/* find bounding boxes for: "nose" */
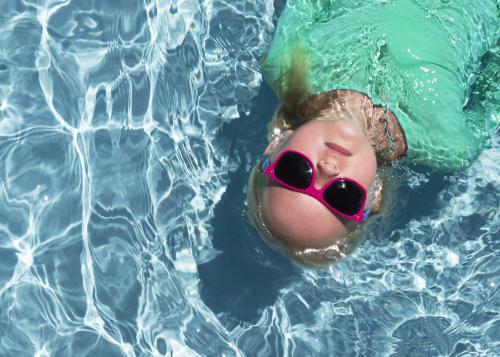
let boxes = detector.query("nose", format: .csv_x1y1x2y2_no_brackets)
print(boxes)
316,158,341,186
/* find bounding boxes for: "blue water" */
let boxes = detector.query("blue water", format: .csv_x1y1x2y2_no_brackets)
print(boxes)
0,0,498,356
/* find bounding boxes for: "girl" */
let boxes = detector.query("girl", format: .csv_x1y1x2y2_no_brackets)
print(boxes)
247,0,498,266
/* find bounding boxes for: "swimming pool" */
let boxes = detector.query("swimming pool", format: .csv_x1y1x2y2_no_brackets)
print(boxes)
0,0,498,356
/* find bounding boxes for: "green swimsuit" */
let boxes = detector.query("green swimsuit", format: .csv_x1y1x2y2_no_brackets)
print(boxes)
263,0,499,170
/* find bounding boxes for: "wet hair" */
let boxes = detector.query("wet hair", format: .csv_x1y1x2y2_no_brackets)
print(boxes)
246,43,395,267
247,163,396,267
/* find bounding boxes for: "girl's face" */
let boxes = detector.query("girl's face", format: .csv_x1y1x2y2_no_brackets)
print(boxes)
261,118,377,250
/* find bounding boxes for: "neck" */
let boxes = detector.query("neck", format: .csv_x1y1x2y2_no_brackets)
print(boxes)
297,89,407,164
365,103,407,164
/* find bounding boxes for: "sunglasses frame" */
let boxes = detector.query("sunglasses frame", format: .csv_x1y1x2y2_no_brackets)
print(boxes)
259,149,370,223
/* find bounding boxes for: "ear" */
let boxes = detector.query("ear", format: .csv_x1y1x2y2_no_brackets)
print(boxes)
367,179,384,214
264,130,293,155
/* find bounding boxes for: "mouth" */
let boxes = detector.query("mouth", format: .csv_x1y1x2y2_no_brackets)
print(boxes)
325,142,352,156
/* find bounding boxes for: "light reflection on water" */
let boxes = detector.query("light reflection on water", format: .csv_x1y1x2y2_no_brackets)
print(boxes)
0,0,498,356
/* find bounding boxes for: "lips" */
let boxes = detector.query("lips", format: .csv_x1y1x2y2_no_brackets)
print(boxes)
326,142,352,156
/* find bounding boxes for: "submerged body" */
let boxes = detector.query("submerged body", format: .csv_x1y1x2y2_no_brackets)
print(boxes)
248,0,499,265
263,0,499,170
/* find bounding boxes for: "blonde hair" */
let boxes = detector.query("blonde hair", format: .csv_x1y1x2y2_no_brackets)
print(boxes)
247,43,395,267
247,163,396,267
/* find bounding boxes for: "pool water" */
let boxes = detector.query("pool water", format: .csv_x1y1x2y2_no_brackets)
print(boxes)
0,0,498,356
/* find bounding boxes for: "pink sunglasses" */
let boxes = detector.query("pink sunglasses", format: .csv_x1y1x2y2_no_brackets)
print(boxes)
259,150,371,223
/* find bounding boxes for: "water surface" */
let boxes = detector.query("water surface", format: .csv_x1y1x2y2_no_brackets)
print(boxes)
0,1,498,356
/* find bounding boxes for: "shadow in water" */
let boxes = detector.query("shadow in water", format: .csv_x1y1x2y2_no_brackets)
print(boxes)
198,82,301,326
198,81,454,325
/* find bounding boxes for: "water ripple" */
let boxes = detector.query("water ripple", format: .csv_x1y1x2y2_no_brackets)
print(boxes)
0,0,498,356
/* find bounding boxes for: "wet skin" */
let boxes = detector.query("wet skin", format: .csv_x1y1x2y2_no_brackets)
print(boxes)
261,117,377,250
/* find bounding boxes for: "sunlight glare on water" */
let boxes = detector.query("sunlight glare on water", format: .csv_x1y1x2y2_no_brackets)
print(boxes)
0,0,498,356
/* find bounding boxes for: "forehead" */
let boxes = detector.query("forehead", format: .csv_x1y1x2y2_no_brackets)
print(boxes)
261,184,348,249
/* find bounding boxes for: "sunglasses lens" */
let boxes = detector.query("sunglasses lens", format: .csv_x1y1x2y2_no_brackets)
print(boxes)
323,179,364,216
274,152,312,189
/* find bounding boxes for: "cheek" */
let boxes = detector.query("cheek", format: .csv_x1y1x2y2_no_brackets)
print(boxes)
362,153,377,183
364,147,377,170
349,147,377,187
